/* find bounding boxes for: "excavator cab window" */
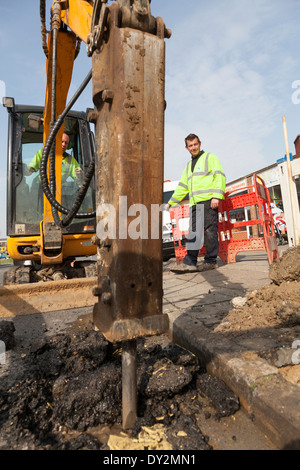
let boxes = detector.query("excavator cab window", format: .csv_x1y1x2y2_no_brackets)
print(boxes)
6,105,96,237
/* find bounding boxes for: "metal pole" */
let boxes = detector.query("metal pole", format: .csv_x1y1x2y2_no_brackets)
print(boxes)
122,339,137,429
282,116,299,245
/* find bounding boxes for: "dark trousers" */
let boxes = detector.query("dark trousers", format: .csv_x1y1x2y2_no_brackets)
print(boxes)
183,200,219,266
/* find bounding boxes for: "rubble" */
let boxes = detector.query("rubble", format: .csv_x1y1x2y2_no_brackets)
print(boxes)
0,327,239,450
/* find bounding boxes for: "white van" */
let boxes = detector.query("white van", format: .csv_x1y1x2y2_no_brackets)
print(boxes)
163,180,189,260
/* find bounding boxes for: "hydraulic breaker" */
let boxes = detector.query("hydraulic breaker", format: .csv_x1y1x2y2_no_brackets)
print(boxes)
90,0,170,428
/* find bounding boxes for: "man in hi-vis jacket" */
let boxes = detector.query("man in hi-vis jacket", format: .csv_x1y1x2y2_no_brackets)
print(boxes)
165,133,226,273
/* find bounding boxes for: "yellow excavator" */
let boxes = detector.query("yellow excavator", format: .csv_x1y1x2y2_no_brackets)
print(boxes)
1,0,170,428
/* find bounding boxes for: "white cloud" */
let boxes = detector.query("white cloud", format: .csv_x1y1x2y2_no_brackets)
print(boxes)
163,0,300,183
0,80,6,101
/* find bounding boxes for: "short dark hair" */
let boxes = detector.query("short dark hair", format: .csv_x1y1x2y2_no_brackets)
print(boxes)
185,133,200,146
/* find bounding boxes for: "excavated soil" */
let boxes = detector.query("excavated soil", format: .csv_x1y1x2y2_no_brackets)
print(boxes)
0,323,240,450
214,246,300,385
215,245,300,333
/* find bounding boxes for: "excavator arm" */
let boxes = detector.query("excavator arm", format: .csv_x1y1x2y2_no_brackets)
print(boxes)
3,0,171,429
40,0,92,265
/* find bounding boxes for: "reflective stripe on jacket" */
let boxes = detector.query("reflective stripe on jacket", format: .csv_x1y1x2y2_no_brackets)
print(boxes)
168,152,226,207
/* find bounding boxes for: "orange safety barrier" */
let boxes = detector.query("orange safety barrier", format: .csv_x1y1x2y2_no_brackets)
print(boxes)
169,174,279,265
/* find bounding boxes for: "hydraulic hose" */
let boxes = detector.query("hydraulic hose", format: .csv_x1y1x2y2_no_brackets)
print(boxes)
39,69,95,227
54,156,95,227
49,1,60,224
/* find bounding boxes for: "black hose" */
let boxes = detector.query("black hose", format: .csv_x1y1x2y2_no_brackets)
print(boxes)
55,157,95,227
39,69,95,226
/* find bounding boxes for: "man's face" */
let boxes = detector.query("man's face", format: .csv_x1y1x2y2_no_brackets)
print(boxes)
186,138,201,157
62,134,69,153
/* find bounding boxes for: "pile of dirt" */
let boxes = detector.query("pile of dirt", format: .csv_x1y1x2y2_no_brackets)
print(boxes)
215,281,300,333
214,246,300,386
214,246,300,334
0,327,239,450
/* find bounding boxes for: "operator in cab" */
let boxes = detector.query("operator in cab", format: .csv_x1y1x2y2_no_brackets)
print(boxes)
28,132,83,182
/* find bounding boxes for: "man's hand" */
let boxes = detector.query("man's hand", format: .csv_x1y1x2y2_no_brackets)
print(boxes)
164,203,170,211
75,168,83,180
26,166,36,175
210,198,220,210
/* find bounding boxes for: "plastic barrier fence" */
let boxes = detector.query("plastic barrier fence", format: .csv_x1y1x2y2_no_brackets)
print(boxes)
169,174,279,265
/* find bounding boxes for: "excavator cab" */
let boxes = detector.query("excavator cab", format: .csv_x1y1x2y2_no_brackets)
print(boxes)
3,98,96,269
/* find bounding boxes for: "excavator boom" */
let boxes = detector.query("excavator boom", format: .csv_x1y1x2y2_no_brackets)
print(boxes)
2,0,171,429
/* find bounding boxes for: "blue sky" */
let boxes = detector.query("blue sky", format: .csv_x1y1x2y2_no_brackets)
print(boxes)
1,0,300,237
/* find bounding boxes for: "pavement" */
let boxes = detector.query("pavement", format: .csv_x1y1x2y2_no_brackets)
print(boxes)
163,247,300,450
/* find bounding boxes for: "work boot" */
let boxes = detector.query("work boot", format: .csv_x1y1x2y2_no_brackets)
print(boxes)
170,263,199,274
197,263,217,272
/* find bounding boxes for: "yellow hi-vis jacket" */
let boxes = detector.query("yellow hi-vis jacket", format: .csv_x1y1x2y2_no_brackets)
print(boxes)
168,152,226,207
